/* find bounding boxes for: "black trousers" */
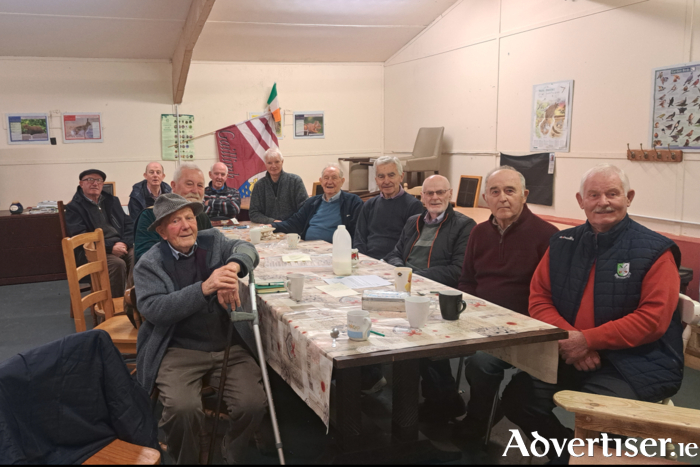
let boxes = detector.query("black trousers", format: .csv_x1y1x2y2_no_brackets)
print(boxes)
502,359,637,446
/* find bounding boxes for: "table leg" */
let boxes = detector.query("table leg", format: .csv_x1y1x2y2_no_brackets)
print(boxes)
391,359,419,442
335,366,362,452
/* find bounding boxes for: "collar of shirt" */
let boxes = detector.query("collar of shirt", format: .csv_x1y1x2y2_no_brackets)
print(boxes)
324,191,342,203
82,191,102,206
492,217,510,236
147,186,161,198
167,240,198,260
380,186,405,200
211,183,227,193
424,210,446,225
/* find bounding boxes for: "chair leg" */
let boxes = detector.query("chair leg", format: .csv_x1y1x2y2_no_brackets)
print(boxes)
483,390,500,449
455,357,465,395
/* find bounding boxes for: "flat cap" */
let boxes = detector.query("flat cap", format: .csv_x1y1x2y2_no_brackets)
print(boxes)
148,193,204,231
79,169,106,181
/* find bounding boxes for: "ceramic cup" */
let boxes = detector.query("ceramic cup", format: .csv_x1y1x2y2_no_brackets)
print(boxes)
285,273,304,302
287,233,300,249
347,310,372,341
439,290,467,321
250,228,262,244
405,296,431,328
394,267,412,293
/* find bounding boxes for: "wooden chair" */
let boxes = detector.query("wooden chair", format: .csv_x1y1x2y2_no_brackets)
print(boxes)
57,200,92,319
62,228,138,354
554,390,700,464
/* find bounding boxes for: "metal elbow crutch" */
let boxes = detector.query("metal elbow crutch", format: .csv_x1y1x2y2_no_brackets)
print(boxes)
208,271,285,465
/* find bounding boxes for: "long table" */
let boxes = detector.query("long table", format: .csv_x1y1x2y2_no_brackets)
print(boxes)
219,223,567,453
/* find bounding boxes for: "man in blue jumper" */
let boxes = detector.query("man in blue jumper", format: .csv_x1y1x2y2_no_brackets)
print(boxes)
272,164,363,242
354,156,424,260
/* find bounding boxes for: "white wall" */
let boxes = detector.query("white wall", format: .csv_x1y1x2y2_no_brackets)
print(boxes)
384,0,700,238
0,58,383,208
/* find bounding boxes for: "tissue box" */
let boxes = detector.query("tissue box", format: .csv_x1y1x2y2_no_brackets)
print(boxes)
362,290,410,312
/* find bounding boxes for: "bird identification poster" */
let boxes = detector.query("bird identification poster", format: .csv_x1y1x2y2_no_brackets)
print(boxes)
530,80,574,152
161,114,195,161
62,113,103,143
651,62,700,150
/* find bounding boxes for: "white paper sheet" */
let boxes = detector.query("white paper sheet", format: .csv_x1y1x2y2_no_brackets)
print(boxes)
315,283,359,297
282,254,312,263
323,275,392,288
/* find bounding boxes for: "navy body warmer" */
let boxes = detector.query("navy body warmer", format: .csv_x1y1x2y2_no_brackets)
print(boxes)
548,215,684,402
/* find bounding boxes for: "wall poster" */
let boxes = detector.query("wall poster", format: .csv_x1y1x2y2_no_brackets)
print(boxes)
161,114,195,161
530,80,574,153
651,62,700,150
6,113,50,145
293,111,324,139
62,113,103,143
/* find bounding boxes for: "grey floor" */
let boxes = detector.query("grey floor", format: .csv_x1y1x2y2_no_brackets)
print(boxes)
1,279,699,464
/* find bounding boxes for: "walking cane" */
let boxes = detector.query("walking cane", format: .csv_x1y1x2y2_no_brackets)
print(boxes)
208,270,286,465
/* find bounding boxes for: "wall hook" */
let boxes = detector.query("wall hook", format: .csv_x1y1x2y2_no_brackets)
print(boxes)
640,143,648,159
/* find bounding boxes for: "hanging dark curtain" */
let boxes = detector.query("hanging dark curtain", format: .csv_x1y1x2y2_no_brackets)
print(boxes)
499,152,554,206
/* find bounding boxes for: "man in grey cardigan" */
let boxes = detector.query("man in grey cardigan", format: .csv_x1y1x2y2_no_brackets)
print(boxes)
249,148,308,223
134,193,265,464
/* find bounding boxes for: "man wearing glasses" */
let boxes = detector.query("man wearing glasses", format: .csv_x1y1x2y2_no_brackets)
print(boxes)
65,169,134,298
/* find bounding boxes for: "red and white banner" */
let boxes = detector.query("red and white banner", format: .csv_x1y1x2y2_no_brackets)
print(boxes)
215,113,279,197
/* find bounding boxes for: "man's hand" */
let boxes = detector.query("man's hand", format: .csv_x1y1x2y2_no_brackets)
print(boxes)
201,263,241,297
112,242,128,257
217,288,241,310
572,350,601,372
558,330,591,364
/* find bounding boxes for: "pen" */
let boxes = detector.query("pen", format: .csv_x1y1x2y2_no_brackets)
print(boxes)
370,330,385,337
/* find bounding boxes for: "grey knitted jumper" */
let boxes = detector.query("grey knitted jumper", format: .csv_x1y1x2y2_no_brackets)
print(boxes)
249,171,308,224
134,229,259,393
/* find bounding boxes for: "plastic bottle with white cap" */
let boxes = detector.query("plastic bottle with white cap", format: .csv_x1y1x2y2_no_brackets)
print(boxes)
332,225,352,276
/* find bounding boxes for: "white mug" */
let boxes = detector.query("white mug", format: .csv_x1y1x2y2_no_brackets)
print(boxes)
394,267,412,293
285,273,304,302
347,310,372,341
287,233,300,249
405,296,431,328
250,228,262,245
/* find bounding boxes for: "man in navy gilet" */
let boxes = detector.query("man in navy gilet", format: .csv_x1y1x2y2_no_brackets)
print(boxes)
502,164,684,461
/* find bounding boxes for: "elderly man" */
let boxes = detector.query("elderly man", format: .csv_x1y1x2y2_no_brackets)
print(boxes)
353,156,423,260
502,164,683,461
451,166,558,436
272,163,363,242
65,168,134,298
204,162,241,220
134,162,212,263
249,148,308,224
385,175,475,288
128,162,171,222
134,193,265,464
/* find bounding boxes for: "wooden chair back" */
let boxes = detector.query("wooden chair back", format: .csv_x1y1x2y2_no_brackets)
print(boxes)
62,228,116,332
124,287,143,329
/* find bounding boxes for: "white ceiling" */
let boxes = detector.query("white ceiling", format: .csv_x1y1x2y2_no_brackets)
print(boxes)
0,0,458,62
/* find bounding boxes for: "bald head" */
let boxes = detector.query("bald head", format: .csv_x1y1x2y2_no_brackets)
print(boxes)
144,162,166,190
209,162,229,190
422,175,452,219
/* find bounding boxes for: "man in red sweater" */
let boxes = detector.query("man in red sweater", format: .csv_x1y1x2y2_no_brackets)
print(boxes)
453,166,558,438
502,164,683,461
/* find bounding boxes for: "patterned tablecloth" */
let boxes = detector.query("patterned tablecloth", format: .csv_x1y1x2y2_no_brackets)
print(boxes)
218,223,557,428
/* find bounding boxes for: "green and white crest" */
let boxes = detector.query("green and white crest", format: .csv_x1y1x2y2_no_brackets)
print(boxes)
616,262,630,278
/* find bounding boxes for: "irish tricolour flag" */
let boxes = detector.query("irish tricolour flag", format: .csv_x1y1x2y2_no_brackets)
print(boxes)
267,83,281,122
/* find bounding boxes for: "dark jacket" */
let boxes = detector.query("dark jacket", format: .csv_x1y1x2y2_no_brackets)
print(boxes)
0,330,158,464
549,216,684,402
128,180,171,222
65,187,134,254
384,204,476,288
272,191,363,242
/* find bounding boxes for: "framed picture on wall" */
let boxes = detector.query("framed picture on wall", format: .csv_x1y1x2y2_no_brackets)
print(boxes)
530,80,574,153
248,111,284,139
650,61,700,150
62,113,103,143
456,176,482,208
5,113,50,145
294,111,324,139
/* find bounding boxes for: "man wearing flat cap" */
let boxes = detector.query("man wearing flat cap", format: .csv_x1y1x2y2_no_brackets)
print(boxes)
134,193,265,464
65,169,134,298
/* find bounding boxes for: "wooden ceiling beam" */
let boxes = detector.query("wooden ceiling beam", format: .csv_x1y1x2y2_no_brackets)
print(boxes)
172,0,215,104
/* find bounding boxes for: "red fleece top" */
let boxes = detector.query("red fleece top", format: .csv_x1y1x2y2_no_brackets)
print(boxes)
458,205,559,315
529,249,679,350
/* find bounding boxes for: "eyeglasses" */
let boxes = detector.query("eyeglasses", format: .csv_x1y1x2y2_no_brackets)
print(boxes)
422,189,448,197
81,178,104,184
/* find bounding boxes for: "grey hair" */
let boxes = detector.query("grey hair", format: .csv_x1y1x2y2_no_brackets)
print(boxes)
579,164,631,197
373,156,404,177
209,162,228,173
485,166,527,195
145,161,164,173
173,162,203,182
264,148,284,162
321,163,344,178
